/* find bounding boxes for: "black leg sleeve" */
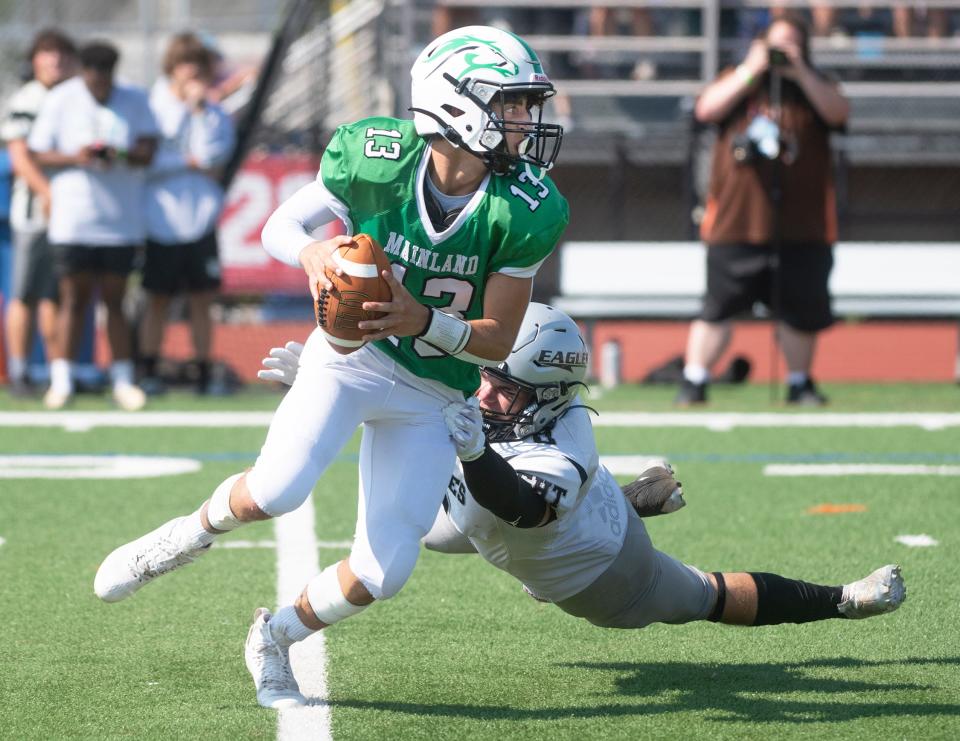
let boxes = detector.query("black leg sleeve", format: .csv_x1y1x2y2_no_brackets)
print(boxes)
460,445,551,528
750,572,844,625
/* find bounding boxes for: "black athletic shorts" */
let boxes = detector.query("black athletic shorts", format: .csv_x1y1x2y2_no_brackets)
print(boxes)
701,242,834,332
141,231,222,295
53,243,138,277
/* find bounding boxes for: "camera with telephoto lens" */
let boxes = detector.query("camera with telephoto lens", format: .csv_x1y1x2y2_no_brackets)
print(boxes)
731,114,781,163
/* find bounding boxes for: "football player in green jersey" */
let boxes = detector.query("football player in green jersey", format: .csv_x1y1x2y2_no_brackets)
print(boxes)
94,25,569,708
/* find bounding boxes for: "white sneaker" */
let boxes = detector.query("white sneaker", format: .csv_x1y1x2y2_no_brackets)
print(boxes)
94,516,211,602
838,564,906,619
43,387,72,410
245,608,306,709
113,383,146,411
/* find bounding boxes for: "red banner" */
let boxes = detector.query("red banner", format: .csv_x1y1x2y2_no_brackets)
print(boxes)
218,153,343,293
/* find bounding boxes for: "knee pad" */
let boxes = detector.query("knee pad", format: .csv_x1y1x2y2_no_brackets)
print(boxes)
306,564,369,626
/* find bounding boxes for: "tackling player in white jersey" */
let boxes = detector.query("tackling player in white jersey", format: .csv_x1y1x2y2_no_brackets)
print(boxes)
264,303,907,630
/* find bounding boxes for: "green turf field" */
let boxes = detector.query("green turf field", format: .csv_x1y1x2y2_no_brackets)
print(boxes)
1,383,958,740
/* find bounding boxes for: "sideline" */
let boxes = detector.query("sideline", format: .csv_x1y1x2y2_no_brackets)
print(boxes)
764,463,960,476
2,410,960,431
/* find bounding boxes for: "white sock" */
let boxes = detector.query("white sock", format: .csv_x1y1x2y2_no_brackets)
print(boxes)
8,357,26,380
787,371,809,387
110,359,135,388
50,359,73,394
179,507,217,548
683,364,709,385
206,473,245,531
269,605,316,646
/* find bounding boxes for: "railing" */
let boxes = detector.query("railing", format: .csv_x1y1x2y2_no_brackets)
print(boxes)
434,0,960,99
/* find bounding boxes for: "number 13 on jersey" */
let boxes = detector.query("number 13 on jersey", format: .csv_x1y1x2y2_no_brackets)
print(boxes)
364,127,402,160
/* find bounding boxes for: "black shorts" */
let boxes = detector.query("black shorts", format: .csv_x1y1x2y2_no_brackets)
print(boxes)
701,242,834,332
141,232,222,295
54,243,138,277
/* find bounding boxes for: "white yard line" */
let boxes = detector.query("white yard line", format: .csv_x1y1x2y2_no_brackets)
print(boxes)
764,463,960,476
0,454,200,478
2,411,960,431
895,534,939,547
593,412,960,431
216,539,352,550
274,494,333,741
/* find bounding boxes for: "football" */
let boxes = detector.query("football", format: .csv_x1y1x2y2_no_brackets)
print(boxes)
315,233,393,354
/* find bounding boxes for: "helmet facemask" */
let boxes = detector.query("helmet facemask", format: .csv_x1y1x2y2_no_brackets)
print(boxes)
444,78,563,175
478,366,585,443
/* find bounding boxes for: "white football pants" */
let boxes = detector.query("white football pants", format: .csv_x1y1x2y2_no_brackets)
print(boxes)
246,328,461,599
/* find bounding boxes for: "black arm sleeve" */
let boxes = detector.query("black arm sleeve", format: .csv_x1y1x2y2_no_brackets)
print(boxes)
459,445,551,528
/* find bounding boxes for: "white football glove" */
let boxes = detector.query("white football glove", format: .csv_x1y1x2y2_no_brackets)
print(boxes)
257,341,304,386
442,396,485,462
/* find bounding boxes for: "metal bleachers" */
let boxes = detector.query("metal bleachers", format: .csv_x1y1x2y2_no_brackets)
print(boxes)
429,0,960,167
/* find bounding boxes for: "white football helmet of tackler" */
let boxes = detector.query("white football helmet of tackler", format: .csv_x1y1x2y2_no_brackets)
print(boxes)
410,25,564,174
481,303,589,442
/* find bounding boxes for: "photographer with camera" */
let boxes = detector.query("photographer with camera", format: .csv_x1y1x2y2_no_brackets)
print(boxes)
676,14,848,407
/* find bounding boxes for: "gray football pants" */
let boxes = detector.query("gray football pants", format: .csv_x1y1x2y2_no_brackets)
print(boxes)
423,505,718,628
555,506,717,629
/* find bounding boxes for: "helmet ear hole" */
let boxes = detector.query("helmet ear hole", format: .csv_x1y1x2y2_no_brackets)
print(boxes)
441,104,465,118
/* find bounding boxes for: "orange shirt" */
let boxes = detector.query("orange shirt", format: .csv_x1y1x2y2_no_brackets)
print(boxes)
699,71,839,246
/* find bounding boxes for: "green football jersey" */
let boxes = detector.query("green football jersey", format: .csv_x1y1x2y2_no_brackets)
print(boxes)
320,116,569,395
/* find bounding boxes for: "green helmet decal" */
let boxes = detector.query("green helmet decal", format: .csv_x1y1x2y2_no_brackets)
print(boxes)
505,30,545,73
426,34,522,80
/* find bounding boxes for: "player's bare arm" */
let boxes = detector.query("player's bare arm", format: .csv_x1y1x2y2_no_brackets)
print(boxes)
465,272,532,361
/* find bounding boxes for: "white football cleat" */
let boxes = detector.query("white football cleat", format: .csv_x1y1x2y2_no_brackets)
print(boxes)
94,516,211,602
838,564,906,619
245,608,306,709
112,383,147,411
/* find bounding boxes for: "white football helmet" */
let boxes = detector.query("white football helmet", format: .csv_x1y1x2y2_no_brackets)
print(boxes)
480,303,589,442
410,25,563,175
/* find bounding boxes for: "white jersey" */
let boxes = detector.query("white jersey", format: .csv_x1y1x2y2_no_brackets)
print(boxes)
28,77,159,245
444,401,629,602
146,79,235,244
1,79,50,233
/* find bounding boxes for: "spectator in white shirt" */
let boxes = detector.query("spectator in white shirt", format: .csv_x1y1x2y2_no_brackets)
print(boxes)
29,41,159,411
140,33,235,395
1,29,76,398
